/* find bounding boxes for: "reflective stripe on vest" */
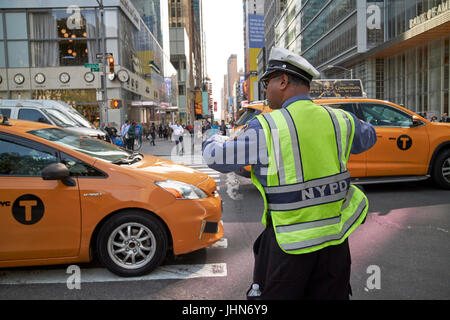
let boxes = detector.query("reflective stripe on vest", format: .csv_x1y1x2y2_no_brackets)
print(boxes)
323,106,353,173
261,113,286,185
280,197,367,251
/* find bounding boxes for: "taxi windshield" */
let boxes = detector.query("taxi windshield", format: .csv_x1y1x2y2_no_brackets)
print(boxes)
28,128,132,162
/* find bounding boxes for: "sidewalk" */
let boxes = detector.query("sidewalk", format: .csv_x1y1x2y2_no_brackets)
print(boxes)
139,136,205,165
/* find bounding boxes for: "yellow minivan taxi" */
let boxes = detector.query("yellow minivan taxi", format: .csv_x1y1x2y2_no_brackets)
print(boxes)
0,116,223,277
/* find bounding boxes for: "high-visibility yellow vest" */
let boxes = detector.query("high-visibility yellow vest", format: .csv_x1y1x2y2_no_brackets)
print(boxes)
251,99,368,254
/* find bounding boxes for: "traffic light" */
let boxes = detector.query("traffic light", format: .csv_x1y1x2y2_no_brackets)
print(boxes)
108,56,115,74
110,99,121,109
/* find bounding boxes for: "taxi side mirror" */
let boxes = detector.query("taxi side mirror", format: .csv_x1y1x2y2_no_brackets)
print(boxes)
41,163,76,187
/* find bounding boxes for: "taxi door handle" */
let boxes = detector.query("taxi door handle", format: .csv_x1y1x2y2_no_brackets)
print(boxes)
388,137,396,140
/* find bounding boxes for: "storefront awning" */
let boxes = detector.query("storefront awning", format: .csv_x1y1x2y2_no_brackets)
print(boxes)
131,101,160,107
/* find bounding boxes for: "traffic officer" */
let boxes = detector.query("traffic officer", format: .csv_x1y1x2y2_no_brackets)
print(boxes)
203,47,377,299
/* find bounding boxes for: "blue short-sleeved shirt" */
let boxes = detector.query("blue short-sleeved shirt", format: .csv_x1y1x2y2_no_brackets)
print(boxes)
203,95,377,186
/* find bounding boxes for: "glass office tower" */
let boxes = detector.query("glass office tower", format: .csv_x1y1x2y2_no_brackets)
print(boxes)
275,0,449,118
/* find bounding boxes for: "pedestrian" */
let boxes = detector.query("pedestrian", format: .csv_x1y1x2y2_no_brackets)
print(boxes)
220,120,227,136
202,47,377,300
158,124,163,138
150,122,156,146
126,121,136,151
120,120,130,146
169,121,184,155
440,113,450,123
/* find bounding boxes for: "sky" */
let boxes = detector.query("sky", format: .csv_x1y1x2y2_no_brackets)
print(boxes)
202,0,244,119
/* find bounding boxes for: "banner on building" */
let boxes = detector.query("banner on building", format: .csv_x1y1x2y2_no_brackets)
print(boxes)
248,14,265,48
195,90,202,115
202,91,208,116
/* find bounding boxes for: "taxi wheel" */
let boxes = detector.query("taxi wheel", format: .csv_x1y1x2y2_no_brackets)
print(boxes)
432,150,450,189
96,211,168,277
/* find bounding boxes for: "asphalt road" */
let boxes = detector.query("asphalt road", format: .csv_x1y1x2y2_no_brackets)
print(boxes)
0,165,449,301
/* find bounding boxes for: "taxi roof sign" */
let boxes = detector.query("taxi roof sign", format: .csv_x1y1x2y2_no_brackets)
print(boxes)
310,79,364,99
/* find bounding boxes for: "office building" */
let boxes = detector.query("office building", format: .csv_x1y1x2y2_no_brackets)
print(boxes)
274,0,450,117
0,0,178,127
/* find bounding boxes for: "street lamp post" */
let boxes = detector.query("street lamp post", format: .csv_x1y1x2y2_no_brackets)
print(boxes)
327,65,353,79
96,0,108,127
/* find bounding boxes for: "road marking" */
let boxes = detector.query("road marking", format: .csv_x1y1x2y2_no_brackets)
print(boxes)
0,263,227,285
208,238,227,249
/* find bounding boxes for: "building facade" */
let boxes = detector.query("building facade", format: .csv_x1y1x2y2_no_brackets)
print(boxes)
274,0,450,118
0,0,178,127
168,0,206,124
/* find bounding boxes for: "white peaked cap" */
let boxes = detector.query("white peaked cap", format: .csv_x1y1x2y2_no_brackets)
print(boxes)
260,47,320,83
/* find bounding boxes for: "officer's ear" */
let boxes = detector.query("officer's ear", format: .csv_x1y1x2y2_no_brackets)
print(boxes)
279,73,290,90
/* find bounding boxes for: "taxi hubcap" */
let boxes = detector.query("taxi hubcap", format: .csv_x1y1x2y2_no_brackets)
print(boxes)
107,223,156,270
443,156,450,183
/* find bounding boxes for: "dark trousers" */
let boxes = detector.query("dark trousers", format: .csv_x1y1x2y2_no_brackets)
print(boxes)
250,220,352,300
126,138,134,151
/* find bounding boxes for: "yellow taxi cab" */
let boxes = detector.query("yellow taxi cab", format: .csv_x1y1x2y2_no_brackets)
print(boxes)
0,115,223,277
234,80,450,189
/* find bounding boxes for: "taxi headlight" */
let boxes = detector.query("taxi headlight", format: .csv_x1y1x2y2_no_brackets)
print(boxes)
155,180,208,200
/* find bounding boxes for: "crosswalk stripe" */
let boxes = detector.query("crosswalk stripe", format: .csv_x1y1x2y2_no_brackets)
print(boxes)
0,238,229,285
0,263,227,285
208,238,227,249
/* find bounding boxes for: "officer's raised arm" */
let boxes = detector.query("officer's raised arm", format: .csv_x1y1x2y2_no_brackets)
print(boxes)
202,118,267,173
349,113,377,154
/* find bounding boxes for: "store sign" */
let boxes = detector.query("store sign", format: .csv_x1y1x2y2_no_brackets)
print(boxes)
409,0,449,29
309,79,364,99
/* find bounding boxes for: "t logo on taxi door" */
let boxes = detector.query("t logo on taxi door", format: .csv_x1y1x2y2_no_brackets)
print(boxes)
397,135,413,151
12,194,45,225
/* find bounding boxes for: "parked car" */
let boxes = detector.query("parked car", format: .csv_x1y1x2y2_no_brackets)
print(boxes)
0,100,106,140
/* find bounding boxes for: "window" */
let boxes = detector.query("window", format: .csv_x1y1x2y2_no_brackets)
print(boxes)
18,109,51,124
60,153,105,177
360,103,413,127
178,84,185,95
5,12,29,68
29,9,96,67
327,103,357,116
8,41,29,67
0,108,11,118
0,138,57,176
29,128,131,163
5,12,27,39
